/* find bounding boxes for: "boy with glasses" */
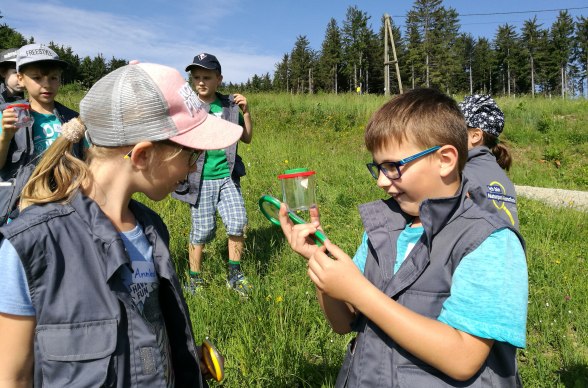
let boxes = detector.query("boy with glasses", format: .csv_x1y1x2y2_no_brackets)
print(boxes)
279,88,528,386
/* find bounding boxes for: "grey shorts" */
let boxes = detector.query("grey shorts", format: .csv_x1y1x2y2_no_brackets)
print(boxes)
189,177,247,244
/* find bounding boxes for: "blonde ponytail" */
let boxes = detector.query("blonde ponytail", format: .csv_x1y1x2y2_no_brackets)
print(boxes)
20,120,90,209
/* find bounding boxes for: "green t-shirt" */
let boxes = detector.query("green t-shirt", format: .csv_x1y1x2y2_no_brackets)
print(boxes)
202,97,244,180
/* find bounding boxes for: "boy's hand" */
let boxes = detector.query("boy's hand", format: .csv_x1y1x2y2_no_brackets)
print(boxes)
233,93,249,114
308,240,367,305
1,108,20,142
278,203,323,260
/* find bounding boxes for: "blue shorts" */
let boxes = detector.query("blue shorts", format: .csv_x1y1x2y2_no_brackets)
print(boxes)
190,177,247,244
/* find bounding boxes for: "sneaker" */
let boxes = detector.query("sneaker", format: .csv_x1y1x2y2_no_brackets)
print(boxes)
226,271,252,296
184,276,205,295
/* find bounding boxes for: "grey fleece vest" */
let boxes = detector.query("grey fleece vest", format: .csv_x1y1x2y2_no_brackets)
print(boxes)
172,93,244,205
463,146,519,230
336,182,525,387
0,102,81,224
0,193,206,388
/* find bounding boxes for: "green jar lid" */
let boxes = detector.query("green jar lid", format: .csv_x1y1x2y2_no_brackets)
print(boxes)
278,168,316,180
284,168,308,174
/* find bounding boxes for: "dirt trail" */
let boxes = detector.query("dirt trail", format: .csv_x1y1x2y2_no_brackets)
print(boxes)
515,185,588,212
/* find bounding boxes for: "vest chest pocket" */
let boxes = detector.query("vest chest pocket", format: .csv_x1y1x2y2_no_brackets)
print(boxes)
36,319,118,387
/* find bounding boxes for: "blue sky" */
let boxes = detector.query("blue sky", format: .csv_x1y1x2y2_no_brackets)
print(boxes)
3,1,587,83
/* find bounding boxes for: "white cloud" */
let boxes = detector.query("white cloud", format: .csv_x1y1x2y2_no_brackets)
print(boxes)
4,1,278,83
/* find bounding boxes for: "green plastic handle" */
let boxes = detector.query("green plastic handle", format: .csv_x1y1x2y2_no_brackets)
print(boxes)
258,195,327,245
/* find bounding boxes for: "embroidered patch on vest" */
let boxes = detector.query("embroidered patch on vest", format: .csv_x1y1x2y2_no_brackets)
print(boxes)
140,347,156,374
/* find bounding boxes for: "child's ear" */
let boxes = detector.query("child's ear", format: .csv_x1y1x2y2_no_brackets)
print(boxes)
468,128,484,147
128,141,155,170
16,72,24,87
437,145,459,178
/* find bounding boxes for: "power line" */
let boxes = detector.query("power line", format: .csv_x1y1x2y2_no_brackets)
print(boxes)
393,6,588,19
459,6,588,17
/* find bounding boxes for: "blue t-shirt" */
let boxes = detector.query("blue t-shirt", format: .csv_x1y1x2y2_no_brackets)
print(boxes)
0,223,175,386
352,226,528,348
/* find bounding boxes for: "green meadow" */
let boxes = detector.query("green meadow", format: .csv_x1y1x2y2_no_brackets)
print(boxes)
61,90,588,387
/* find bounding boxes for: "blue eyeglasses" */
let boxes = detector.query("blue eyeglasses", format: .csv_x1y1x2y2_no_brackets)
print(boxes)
366,146,441,180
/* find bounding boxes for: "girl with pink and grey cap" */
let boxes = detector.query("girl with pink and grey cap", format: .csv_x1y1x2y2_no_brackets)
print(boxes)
0,61,241,387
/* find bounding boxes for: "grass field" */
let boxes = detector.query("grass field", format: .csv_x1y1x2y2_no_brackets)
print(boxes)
64,90,588,387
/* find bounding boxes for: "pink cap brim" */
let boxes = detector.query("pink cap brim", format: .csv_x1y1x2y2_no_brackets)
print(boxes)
168,112,242,150
133,62,243,151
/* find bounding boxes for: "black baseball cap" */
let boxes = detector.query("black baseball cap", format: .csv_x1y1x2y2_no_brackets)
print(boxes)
185,53,221,73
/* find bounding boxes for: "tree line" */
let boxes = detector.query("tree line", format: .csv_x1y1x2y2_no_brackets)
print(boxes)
2,1,587,97
241,1,588,98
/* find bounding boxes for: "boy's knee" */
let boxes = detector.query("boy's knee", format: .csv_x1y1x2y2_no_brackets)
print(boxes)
226,215,247,236
190,225,216,245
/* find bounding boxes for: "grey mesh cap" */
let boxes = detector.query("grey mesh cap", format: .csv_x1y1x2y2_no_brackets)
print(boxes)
16,43,68,72
458,94,505,137
79,61,242,150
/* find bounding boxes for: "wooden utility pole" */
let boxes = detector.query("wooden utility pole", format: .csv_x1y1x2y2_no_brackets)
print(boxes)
384,13,403,95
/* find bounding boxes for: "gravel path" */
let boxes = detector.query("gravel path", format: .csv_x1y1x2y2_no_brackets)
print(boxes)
515,185,588,212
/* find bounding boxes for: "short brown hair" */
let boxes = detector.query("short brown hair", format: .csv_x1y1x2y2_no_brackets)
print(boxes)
365,88,468,172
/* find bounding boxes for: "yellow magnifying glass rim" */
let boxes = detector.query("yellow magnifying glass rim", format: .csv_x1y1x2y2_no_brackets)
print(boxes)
202,339,224,382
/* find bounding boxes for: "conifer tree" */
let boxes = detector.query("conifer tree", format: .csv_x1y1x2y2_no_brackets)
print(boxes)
289,35,314,94
494,24,520,96
575,16,588,96
550,10,576,97
273,54,290,92
317,18,342,93
341,6,372,92
521,17,543,96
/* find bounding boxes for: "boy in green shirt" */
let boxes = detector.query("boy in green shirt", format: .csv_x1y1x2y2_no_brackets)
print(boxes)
173,53,253,296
